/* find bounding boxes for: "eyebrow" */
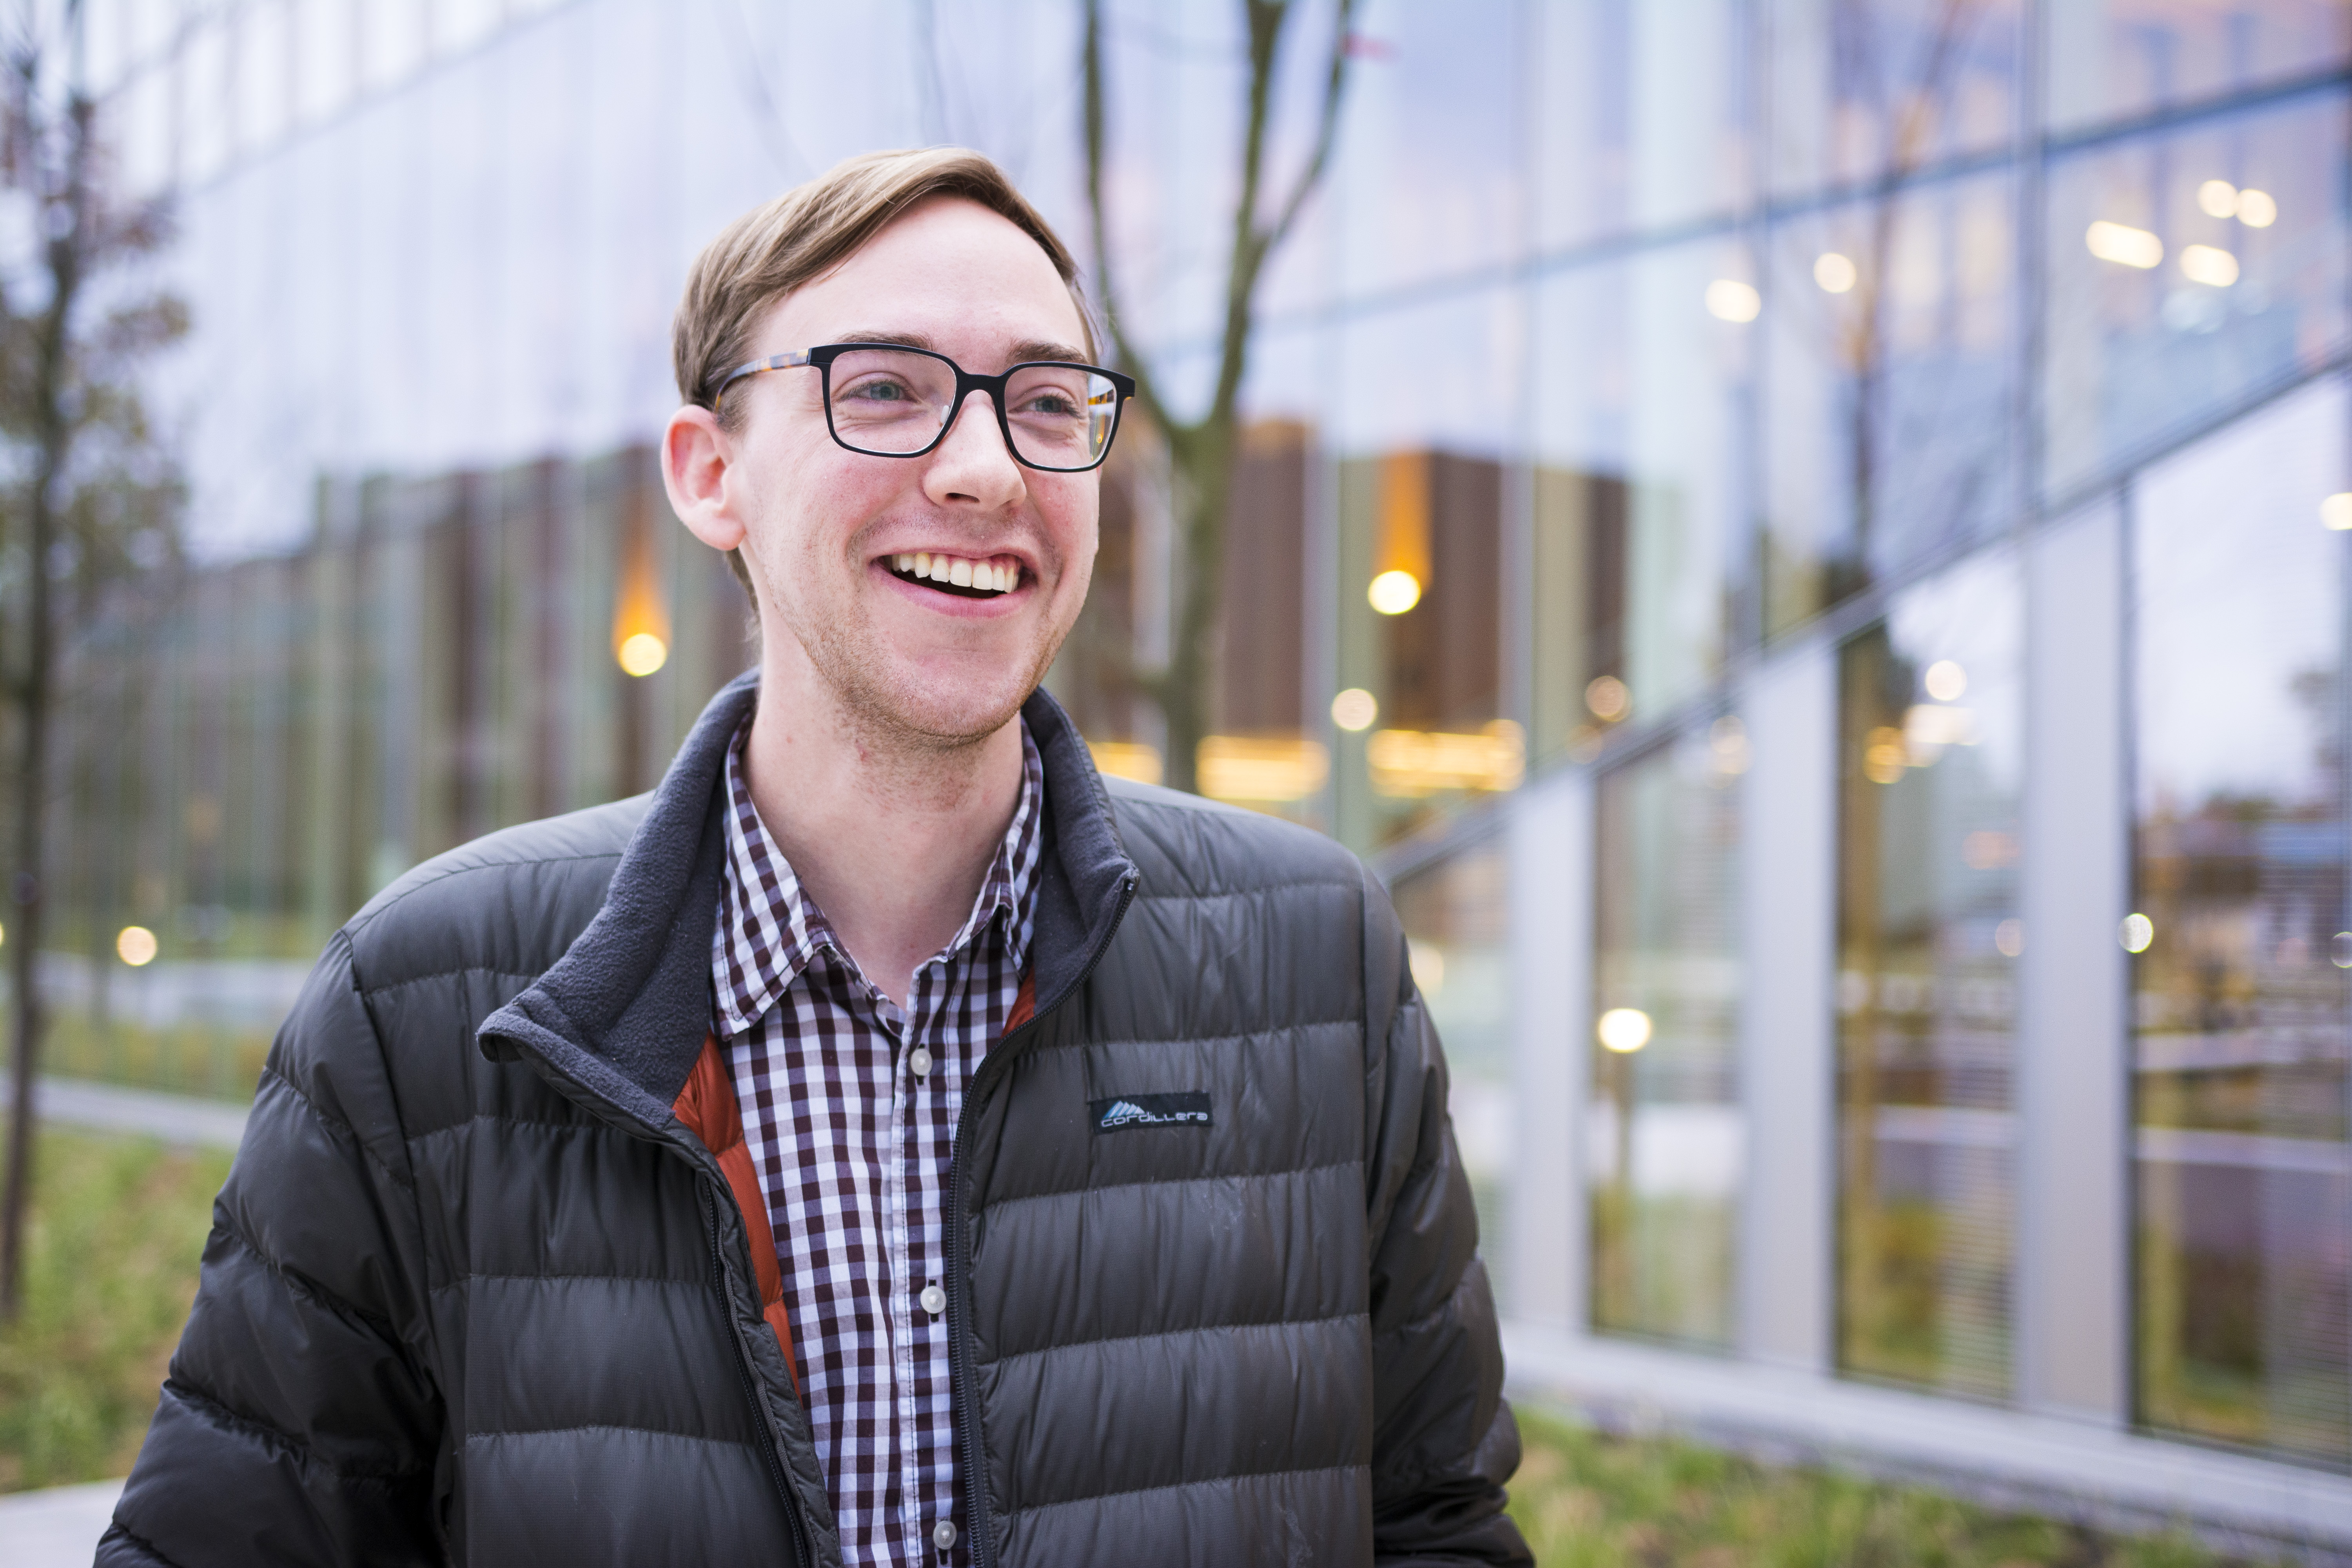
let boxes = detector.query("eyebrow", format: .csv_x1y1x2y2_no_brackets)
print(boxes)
831,330,1093,366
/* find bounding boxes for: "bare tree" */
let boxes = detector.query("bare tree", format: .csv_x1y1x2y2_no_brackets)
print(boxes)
0,7,187,1321
1082,0,1356,794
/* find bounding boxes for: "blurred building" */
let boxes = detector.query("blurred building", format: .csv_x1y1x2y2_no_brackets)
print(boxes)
39,0,2352,1548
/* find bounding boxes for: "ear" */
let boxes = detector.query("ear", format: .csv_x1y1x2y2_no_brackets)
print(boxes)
662,404,747,554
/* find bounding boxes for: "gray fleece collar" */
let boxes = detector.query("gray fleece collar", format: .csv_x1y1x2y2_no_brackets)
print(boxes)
476,670,1135,1131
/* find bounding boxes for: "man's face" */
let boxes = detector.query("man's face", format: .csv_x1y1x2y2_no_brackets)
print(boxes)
720,197,1099,746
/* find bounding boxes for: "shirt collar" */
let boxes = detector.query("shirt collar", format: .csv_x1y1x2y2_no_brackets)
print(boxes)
712,714,1046,1038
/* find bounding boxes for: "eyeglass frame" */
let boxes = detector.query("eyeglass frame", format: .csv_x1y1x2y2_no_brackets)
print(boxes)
711,343,1138,474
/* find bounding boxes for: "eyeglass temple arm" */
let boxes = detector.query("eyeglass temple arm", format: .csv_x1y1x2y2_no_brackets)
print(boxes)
712,348,815,410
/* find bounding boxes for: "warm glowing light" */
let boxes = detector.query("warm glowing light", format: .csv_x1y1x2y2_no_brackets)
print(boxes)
1087,740,1163,786
1197,735,1329,803
2120,912,2155,953
1408,939,1447,997
1368,570,1422,615
2179,244,2239,287
1585,674,1630,722
2197,179,2239,218
1330,687,1379,732
1709,715,1749,776
617,632,668,677
2320,494,2352,530
1923,659,1967,702
115,925,158,967
1813,252,1857,293
2236,188,2278,228
2086,220,2163,269
1864,725,1909,784
1994,918,2025,959
1705,279,1761,323
1597,1007,1653,1054
1368,722,1525,797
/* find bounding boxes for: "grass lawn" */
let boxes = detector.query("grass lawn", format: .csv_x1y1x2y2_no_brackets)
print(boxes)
0,1123,2285,1565
1507,1408,2255,1567
0,1123,230,1492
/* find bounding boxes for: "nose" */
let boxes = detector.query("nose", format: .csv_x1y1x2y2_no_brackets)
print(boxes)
923,388,1026,512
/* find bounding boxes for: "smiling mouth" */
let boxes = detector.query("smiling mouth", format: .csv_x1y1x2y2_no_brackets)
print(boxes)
888,551,1023,599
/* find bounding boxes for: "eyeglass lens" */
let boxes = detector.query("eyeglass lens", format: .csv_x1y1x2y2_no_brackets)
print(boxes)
827,349,1120,470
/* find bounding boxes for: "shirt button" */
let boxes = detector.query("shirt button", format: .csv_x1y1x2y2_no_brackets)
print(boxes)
910,1046,933,1078
933,1520,957,1550
919,1284,947,1316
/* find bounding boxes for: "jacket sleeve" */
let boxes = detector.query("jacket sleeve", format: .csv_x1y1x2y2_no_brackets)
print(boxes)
98,931,444,1568
1361,872,1533,1568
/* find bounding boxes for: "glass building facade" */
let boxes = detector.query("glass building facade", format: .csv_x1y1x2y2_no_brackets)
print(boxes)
36,0,2352,1542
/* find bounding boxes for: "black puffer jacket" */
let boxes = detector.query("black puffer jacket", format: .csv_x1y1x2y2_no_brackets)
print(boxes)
99,675,1529,1567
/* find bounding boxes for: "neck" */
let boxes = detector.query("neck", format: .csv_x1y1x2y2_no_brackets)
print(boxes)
739,633,1025,1009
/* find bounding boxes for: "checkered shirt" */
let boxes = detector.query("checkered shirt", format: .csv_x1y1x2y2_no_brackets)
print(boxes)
712,716,1042,1567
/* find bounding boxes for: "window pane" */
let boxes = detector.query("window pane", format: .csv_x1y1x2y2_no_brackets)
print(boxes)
1837,552,2023,1399
2133,375,2351,1467
1333,294,1521,851
1768,0,2024,200
1333,0,1526,299
1532,0,1751,249
1532,240,1752,756
1764,170,2017,634
1591,726,1742,1348
1393,841,1512,1297
2043,89,2351,501
2047,0,2352,134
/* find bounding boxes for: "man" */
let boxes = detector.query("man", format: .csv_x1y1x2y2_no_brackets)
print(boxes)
100,149,1528,1567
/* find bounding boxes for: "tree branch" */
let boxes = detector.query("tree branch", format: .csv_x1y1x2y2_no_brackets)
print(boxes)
1081,0,1175,430
1261,0,1357,254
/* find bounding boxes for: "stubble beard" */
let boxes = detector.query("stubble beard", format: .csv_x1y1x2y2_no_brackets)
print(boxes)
758,537,1073,764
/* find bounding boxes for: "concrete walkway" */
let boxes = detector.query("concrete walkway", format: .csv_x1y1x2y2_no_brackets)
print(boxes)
2,1075,247,1151
0,1478,123,1566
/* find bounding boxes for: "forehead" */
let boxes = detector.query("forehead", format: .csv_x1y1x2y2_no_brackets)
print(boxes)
766,195,1087,359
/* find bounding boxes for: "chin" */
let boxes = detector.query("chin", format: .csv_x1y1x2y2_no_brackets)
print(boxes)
853,661,1040,747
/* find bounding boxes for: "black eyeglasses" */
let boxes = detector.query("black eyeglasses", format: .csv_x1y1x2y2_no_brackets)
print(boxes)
713,343,1136,473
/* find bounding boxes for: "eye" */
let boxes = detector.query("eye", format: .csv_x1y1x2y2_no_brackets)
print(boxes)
840,375,917,405
1018,389,1082,418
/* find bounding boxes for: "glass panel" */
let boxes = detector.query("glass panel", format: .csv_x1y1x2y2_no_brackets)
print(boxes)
1392,841,1513,1297
1764,169,2017,635
1332,0,1527,299
2043,89,2351,501
1531,0,1751,250
1836,552,2022,1400
1333,292,1522,851
1768,0,2024,200
1590,724,1743,1348
2133,375,2351,1467
1532,240,1751,757
2047,0,2352,134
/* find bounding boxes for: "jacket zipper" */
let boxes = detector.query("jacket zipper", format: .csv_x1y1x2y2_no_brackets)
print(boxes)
702,1176,815,1568
946,870,1138,1568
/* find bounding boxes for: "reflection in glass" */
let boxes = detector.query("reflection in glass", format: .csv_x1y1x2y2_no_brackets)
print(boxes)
2133,376,2351,1466
1591,727,1742,1348
2044,89,2350,501
1765,173,2016,633
2046,0,2351,134
1837,554,2022,1399
1532,241,1750,760
1393,841,1512,1296
1767,0,2023,200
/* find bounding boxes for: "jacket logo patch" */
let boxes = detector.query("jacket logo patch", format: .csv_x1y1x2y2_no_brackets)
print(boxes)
1089,1092,1212,1134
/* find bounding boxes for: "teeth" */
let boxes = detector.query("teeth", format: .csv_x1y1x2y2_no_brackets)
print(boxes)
892,553,1018,593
